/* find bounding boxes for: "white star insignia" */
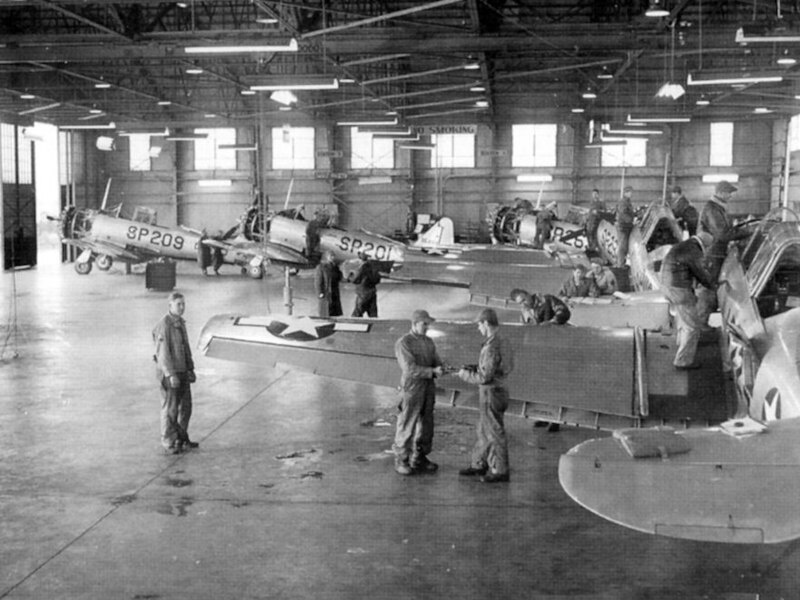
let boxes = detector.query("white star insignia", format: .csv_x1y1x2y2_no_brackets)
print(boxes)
279,316,329,339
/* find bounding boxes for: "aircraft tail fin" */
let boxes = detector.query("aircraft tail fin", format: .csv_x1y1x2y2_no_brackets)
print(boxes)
414,217,455,248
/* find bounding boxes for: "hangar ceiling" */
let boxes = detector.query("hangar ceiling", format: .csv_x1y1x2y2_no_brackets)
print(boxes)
1,0,800,131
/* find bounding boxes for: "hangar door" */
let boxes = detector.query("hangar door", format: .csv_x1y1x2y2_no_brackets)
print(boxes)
2,124,36,270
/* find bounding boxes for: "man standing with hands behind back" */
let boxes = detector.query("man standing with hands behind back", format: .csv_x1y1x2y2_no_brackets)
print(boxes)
458,308,515,483
153,292,198,454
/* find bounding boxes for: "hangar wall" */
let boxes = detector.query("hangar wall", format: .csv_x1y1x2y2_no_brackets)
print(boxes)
76,118,777,243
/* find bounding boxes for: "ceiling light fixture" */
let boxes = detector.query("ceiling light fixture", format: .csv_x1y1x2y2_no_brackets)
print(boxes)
656,82,686,99
696,96,710,106
687,71,784,86
470,85,486,92
157,100,172,106
603,125,663,135
240,89,256,96
186,67,203,75
399,143,435,151
166,132,208,141
627,113,691,123
597,66,613,80
185,39,298,54
735,25,800,44
754,107,773,114
777,50,797,66
582,86,597,99
20,93,35,100
249,75,339,91
645,0,670,18
337,117,399,127
571,107,585,113
255,17,279,24
59,122,117,130
269,90,298,105
94,82,111,89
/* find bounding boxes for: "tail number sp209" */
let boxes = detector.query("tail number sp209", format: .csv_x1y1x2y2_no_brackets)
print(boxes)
127,225,185,251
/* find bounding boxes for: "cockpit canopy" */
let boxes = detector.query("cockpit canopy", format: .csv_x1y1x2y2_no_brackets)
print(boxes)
745,221,800,319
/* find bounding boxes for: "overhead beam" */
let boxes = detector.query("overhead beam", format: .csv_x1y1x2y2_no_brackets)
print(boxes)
300,0,464,39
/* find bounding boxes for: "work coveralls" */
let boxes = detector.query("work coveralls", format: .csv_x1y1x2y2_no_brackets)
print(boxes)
393,331,443,469
458,333,515,476
660,238,716,367
615,198,635,268
585,198,607,251
153,313,195,450
526,294,571,325
314,261,343,317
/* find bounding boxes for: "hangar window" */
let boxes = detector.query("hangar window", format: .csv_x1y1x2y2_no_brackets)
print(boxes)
790,115,800,152
601,138,646,167
512,124,557,167
1,124,32,184
431,133,475,168
710,122,733,166
128,134,152,172
194,128,236,170
350,127,394,169
272,126,315,170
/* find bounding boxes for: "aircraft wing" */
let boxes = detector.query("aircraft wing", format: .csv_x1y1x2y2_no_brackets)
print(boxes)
389,246,563,288
204,237,311,268
66,239,144,262
558,417,800,544
199,314,659,429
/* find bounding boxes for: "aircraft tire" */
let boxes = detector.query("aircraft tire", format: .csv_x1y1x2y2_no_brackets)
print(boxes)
248,264,264,279
96,255,113,270
75,260,93,275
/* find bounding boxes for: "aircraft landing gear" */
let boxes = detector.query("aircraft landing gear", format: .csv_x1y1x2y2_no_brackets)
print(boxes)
75,259,93,275
95,254,113,271
247,263,264,279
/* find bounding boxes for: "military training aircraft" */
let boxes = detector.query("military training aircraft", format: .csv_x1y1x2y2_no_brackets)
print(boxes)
53,187,409,278
559,210,800,544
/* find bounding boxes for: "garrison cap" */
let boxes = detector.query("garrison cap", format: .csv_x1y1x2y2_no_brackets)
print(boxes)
671,185,682,194
715,180,738,195
411,309,435,324
475,308,499,326
623,185,634,193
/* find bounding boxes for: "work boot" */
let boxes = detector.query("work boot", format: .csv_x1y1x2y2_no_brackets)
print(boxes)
182,440,199,449
394,461,414,476
413,457,438,474
480,472,510,484
458,466,487,477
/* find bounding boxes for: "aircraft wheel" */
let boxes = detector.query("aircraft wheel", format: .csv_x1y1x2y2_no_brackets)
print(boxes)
248,264,264,279
75,260,93,275
96,254,113,270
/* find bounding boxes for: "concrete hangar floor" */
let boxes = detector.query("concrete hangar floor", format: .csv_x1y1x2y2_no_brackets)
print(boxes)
0,259,798,600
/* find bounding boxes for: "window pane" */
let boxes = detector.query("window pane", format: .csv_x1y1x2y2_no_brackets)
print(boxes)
512,124,557,167
710,122,733,166
1,123,16,183
194,128,236,170
431,133,474,168
601,138,647,167
350,127,394,169
272,126,315,170
128,134,152,171
790,115,800,152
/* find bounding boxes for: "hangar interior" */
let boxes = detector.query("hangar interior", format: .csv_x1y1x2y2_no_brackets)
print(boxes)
2,1,800,598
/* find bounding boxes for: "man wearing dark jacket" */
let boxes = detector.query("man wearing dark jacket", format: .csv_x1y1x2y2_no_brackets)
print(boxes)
351,253,382,317
660,232,716,369
314,251,343,317
696,180,750,323
669,186,698,237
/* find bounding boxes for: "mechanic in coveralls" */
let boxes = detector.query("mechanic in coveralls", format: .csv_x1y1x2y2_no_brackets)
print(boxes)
393,309,444,476
457,308,515,483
